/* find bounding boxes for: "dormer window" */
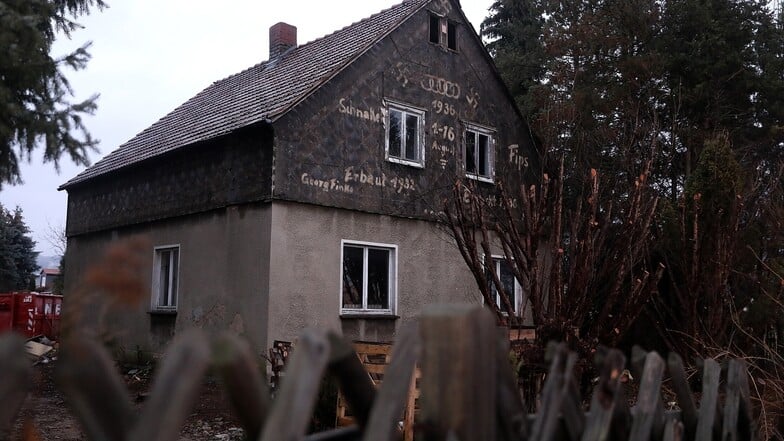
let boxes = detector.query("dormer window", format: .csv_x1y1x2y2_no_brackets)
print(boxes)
429,13,458,52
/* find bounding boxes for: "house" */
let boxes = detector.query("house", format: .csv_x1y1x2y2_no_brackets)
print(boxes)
37,268,61,292
59,0,537,352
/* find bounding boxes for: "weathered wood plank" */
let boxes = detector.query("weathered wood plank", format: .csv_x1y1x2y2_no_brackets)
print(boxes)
495,330,528,441
261,329,331,441
328,333,377,430
57,333,134,441
663,418,684,441
129,329,211,441
561,353,584,441
581,349,626,441
695,358,721,441
628,351,665,441
363,322,420,441
723,359,753,441
0,334,31,440
212,332,271,441
668,352,698,440
530,343,569,441
419,305,497,441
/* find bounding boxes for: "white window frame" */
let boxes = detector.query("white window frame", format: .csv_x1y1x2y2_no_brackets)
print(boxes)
464,122,495,183
488,255,522,315
152,245,180,311
340,240,398,316
385,99,426,168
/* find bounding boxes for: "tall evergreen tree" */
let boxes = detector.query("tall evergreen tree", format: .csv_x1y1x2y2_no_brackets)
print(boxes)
0,0,106,189
0,204,39,291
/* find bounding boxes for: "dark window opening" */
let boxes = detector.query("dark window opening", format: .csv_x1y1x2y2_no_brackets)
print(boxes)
429,14,441,44
447,22,457,50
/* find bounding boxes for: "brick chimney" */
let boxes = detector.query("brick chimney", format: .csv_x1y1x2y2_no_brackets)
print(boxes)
269,22,297,59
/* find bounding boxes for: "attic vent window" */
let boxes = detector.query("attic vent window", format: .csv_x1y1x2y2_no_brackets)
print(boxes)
429,13,458,52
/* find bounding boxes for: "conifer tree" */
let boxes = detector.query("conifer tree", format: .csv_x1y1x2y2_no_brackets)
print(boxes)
0,0,106,189
0,204,39,291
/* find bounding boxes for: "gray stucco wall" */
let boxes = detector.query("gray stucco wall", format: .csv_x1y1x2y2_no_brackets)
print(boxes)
265,200,481,346
64,203,272,353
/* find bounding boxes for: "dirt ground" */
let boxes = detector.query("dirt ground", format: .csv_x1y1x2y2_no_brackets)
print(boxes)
11,360,243,441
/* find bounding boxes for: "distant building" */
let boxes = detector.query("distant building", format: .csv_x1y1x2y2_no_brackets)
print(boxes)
60,0,537,352
37,268,61,292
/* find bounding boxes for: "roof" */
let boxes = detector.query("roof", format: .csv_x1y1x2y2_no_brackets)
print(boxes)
61,0,430,189
40,268,61,275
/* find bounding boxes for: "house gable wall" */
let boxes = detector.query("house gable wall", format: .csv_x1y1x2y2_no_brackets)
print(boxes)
272,0,536,217
64,123,274,236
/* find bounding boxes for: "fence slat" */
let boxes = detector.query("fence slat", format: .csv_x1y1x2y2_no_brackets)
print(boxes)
129,329,211,441
261,329,331,441
663,418,684,441
495,332,528,441
530,343,569,441
667,352,698,440
58,333,135,441
723,359,753,441
0,334,31,439
213,332,271,441
581,349,626,441
695,358,721,441
328,333,378,430
419,305,497,441
363,322,420,441
629,351,665,441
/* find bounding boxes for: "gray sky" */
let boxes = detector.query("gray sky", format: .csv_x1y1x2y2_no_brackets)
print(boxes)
0,0,494,257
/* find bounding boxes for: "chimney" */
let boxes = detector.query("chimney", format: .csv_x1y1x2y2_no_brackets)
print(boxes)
269,22,297,59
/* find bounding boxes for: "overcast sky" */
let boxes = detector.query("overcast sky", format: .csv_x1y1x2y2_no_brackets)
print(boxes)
0,0,494,257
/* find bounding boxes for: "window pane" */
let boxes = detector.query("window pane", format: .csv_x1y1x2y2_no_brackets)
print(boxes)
342,246,364,309
465,132,477,173
170,250,178,307
405,114,419,161
429,15,440,43
499,260,515,312
366,248,390,310
159,250,171,306
478,134,489,176
447,22,457,50
389,110,402,158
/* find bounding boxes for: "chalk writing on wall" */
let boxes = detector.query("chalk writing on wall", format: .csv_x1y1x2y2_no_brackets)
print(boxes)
431,122,456,141
432,99,457,116
301,168,418,195
338,98,383,123
421,74,461,99
302,173,355,194
466,88,480,110
507,144,529,171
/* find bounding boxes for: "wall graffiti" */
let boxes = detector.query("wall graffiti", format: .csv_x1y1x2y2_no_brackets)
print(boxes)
466,88,480,110
301,167,418,195
337,98,383,123
507,144,529,171
421,74,461,99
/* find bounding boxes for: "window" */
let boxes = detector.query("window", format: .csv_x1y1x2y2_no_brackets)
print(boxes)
464,124,495,182
429,13,458,51
152,246,179,310
386,101,425,167
341,241,397,315
488,257,522,314
447,21,458,51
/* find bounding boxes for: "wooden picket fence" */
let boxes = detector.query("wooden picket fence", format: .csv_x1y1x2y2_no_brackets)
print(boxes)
0,305,755,440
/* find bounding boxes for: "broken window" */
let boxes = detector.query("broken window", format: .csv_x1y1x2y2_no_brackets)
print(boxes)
153,246,179,310
429,14,441,44
447,21,458,51
386,100,425,167
464,123,495,181
341,241,397,314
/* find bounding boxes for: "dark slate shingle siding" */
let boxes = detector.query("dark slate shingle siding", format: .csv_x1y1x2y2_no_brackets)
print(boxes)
62,0,428,189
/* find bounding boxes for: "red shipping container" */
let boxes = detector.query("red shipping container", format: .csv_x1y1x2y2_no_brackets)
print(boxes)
0,292,63,340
